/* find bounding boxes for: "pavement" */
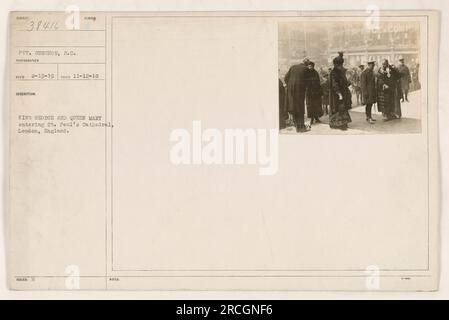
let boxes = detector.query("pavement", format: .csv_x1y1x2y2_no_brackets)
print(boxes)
280,90,422,135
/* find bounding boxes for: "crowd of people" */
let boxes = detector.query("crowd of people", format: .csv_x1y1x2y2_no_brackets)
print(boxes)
279,52,420,132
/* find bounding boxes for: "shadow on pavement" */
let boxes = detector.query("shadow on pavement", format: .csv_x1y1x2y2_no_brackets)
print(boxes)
281,110,421,135
345,110,421,134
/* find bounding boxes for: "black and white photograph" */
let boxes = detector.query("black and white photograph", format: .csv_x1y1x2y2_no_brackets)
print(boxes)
278,20,423,134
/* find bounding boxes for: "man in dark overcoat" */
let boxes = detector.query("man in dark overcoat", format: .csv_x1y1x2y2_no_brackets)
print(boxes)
305,62,324,124
360,61,377,124
284,58,311,132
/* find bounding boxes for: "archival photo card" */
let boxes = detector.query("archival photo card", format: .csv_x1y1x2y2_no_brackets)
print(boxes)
8,11,440,291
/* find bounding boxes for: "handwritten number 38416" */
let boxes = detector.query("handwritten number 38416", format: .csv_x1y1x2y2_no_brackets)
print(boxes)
26,20,59,31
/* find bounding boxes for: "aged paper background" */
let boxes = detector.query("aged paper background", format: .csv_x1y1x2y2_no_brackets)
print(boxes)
1,0,448,298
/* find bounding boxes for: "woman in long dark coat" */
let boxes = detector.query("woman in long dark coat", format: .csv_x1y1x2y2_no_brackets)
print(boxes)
329,52,352,130
305,62,324,124
377,59,402,120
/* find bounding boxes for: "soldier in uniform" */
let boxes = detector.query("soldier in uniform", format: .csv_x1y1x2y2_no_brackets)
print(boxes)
352,65,364,106
321,72,330,115
397,57,412,102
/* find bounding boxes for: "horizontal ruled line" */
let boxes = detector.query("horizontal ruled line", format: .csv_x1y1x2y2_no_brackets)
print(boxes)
14,79,105,81
14,275,433,278
15,45,105,48
14,62,106,64
17,29,106,32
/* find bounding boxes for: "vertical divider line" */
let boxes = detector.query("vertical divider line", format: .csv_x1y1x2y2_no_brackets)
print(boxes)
104,15,108,289
111,16,114,274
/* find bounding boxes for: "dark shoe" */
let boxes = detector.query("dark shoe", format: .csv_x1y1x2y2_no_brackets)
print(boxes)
366,118,375,124
297,125,311,133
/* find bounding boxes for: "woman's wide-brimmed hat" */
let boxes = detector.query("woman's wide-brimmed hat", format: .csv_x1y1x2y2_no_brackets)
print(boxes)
333,51,344,66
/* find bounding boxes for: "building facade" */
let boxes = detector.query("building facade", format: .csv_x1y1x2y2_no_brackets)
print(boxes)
279,21,420,78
